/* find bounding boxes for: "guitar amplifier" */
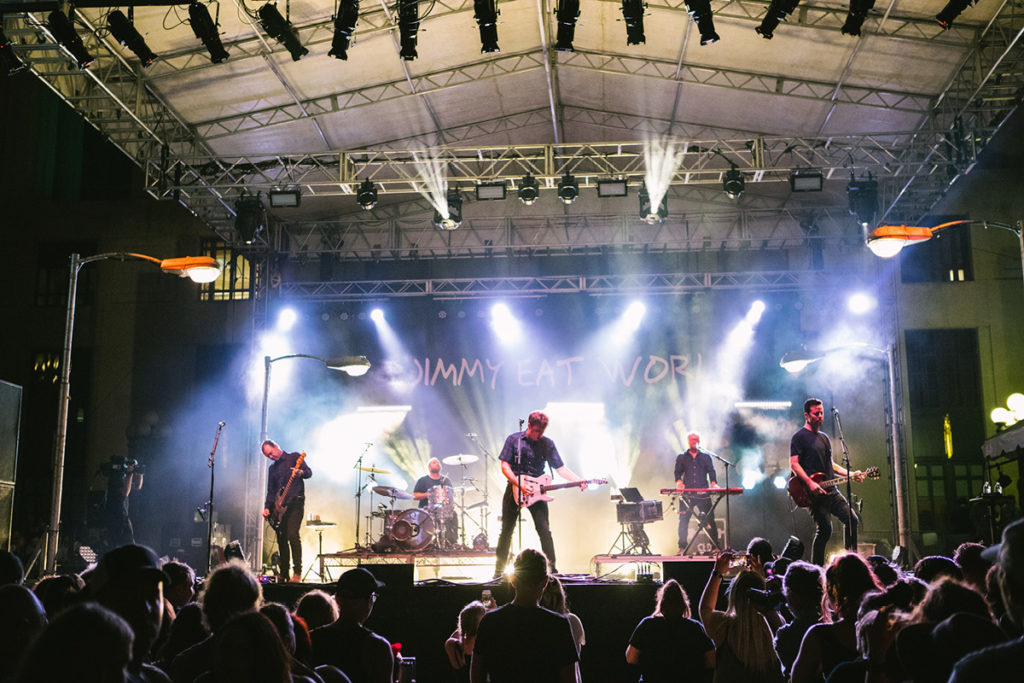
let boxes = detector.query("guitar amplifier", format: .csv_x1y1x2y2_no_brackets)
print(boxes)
616,500,663,524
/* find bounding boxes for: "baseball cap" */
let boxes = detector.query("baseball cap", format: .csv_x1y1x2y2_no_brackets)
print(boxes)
335,567,385,598
85,544,169,596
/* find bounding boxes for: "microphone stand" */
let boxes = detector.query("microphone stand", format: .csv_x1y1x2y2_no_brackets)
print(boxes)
206,421,225,575
704,449,732,550
515,418,525,559
351,443,373,550
466,433,493,548
832,408,857,550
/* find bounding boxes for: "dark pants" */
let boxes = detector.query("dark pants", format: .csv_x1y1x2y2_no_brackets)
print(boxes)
275,496,304,577
678,496,718,551
809,490,857,566
494,483,557,575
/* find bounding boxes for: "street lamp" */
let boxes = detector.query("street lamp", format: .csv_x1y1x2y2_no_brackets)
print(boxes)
780,343,911,559
47,252,221,574
866,220,1024,290
254,353,371,570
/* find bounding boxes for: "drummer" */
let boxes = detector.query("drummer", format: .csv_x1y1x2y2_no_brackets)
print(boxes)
413,457,454,507
413,457,458,548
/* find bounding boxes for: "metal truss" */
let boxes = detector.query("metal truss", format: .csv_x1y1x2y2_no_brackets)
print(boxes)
277,267,870,301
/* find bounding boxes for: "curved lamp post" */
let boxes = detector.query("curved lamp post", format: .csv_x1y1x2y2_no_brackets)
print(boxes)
254,353,371,571
780,343,911,559
47,252,221,574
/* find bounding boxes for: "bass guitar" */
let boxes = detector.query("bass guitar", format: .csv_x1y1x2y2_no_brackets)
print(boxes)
268,452,307,530
788,466,880,508
513,473,608,508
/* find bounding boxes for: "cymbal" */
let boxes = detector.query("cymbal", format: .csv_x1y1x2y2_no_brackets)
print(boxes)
357,466,391,474
373,485,412,500
443,454,479,466
305,519,336,527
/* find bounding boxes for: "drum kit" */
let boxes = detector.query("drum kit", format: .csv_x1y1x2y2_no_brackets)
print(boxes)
367,453,489,553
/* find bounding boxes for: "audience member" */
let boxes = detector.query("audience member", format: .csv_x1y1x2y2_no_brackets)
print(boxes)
445,601,486,683
163,561,198,611
865,555,899,587
954,541,993,594
260,603,325,683
0,584,47,683
859,576,927,616
895,611,1005,683
790,552,879,683
626,578,714,683
699,553,782,683
15,602,134,683
913,555,962,584
471,549,579,683
746,538,774,580
773,561,824,678
907,577,990,624
159,603,209,671
31,573,84,618
0,550,24,586
540,575,585,654
195,611,313,683
309,568,393,683
950,518,1024,680
296,589,339,630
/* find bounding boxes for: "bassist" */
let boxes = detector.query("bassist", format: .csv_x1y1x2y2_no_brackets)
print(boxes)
262,439,312,582
493,411,585,578
790,399,866,566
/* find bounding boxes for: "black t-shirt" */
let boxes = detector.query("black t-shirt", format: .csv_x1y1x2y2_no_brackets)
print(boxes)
474,604,579,683
628,615,713,682
790,428,834,480
413,474,453,508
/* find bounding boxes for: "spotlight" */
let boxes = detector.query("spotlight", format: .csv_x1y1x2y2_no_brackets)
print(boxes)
554,0,580,51
276,308,298,331
623,301,646,331
684,0,719,45
490,303,521,344
518,175,540,205
620,0,646,45
557,174,579,204
0,28,26,76
847,292,877,314
789,168,823,192
772,473,788,490
268,188,301,207
847,175,877,227
328,0,359,59
234,195,266,244
398,0,419,60
756,0,800,39
842,0,876,36
258,3,308,61
638,184,666,224
435,189,463,230
370,308,385,323
723,167,744,199
936,0,974,29
188,2,229,64
356,179,378,210
474,0,500,53
47,9,94,69
107,10,158,67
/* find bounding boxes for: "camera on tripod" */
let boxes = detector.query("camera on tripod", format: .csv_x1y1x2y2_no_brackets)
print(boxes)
100,455,145,476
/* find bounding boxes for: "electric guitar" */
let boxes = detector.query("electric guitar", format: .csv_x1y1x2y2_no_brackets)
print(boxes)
513,473,608,508
788,466,880,508
268,452,307,530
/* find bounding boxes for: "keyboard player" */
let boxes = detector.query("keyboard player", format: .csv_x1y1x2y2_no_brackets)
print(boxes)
674,432,722,554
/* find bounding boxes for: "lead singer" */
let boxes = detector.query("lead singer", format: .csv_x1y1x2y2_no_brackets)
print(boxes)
493,411,585,578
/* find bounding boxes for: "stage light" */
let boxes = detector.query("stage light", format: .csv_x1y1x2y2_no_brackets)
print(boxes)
490,303,522,344
756,0,800,39
357,179,378,210
398,0,419,60
746,300,766,324
623,301,646,331
269,188,301,207
476,182,506,200
936,0,974,29
47,9,94,69
188,2,229,63
328,0,359,59
789,168,823,192
235,195,266,244
474,0,500,52
0,28,26,76
847,292,877,314
638,184,667,224
773,473,788,490
597,180,628,197
557,174,579,204
555,0,580,51
847,176,878,227
723,167,744,199
258,3,308,61
277,308,298,331
842,0,876,36
370,308,385,323
435,189,463,230
684,0,719,45
620,0,646,45
518,174,540,205
107,10,158,67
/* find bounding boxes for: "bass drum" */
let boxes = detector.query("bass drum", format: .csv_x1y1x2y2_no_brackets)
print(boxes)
391,508,435,552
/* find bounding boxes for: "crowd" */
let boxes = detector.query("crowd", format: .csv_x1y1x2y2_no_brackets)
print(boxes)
1,520,1023,683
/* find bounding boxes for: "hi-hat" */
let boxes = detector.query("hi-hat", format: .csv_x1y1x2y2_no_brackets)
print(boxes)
443,454,478,466
372,485,412,500
357,466,391,474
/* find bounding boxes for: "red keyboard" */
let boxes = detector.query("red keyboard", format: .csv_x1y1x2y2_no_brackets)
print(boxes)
660,488,744,495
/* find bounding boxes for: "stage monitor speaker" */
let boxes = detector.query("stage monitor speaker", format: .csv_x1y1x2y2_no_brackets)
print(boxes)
0,380,22,550
661,558,715,603
361,563,414,589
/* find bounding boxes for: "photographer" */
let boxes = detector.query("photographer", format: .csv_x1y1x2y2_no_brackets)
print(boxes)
101,455,144,549
699,552,783,683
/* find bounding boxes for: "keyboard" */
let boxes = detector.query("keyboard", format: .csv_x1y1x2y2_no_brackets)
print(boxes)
659,488,744,495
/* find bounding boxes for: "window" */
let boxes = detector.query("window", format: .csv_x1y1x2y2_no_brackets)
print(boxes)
200,239,251,301
900,223,973,283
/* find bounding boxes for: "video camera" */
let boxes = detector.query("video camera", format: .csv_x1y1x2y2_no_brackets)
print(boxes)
100,456,146,476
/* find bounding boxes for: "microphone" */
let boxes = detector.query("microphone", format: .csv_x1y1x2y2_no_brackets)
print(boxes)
466,433,477,438
218,420,226,428
832,407,840,415
519,418,525,427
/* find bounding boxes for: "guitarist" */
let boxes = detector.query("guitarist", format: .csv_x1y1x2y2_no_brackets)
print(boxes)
493,411,585,578
790,399,866,566
262,439,312,582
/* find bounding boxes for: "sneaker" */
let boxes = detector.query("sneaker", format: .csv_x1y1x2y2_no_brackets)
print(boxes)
289,574,301,583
